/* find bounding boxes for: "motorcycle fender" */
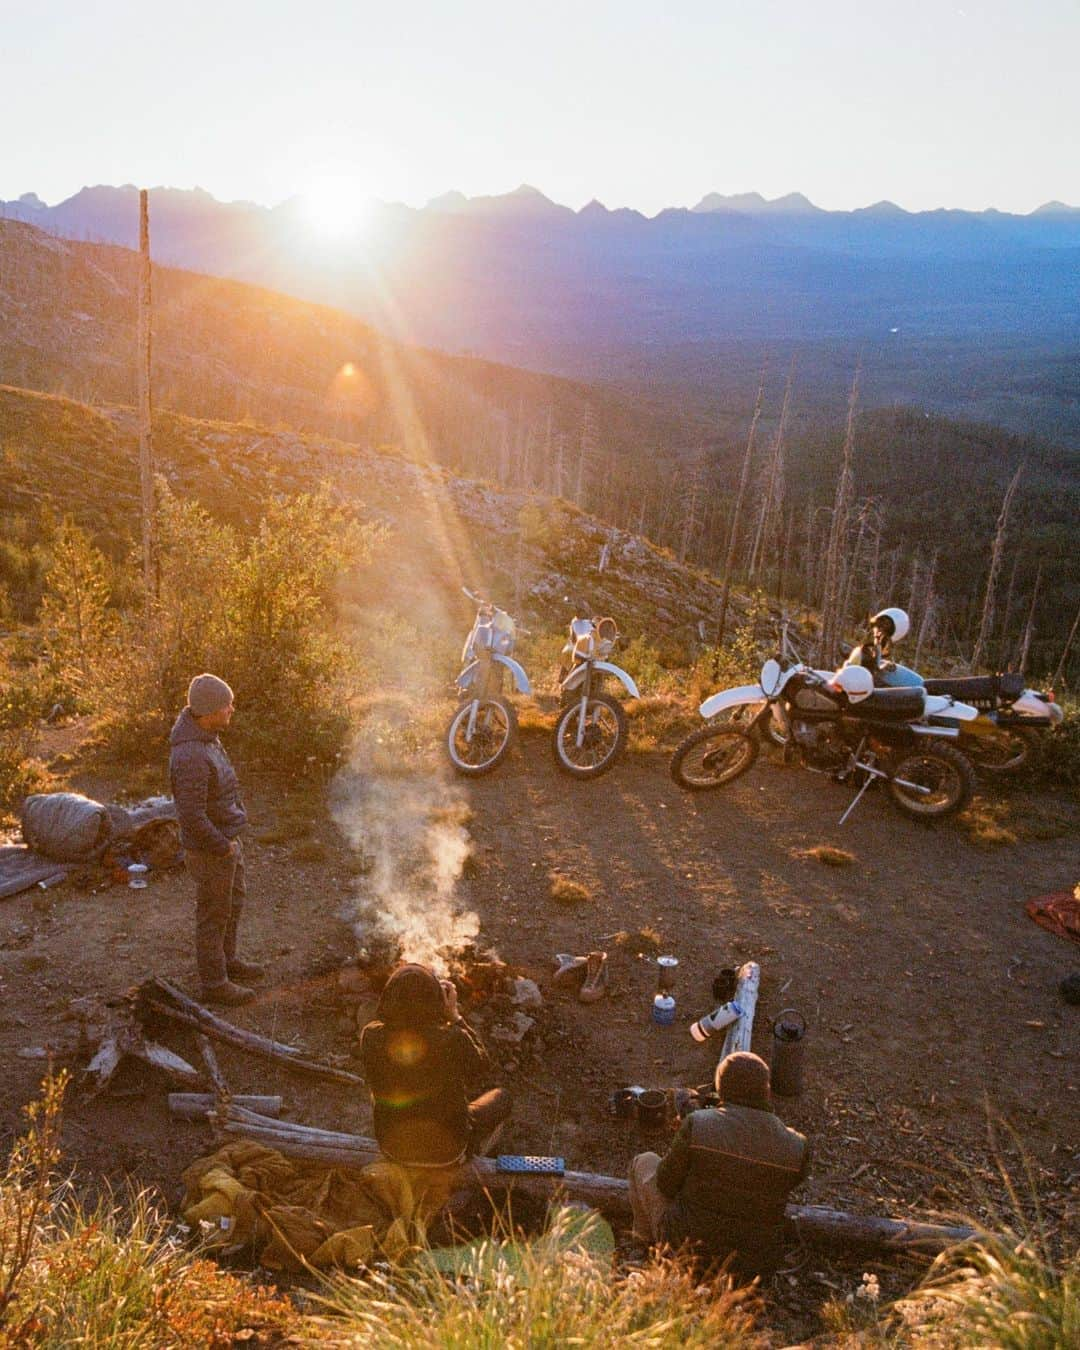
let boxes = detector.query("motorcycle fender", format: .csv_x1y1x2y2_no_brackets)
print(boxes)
562,661,640,698
455,660,481,691
924,695,979,721
493,653,531,694
699,685,765,719
1010,691,1058,720
911,723,958,738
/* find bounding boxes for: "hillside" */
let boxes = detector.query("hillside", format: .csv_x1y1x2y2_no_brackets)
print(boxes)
5,184,1080,443
2,218,1078,677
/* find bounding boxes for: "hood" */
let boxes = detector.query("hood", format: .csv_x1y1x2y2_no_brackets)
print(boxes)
377,963,447,1027
169,706,217,747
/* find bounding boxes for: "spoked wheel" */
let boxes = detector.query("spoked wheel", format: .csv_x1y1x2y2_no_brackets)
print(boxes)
552,693,628,779
670,724,759,790
446,696,517,775
888,743,975,819
968,726,1038,776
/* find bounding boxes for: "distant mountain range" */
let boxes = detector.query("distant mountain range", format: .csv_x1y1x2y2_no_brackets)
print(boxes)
3,183,1080,444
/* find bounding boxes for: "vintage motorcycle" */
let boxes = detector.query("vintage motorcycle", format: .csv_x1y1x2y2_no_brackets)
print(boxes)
445,588,532,775
553,615,640,778
845,608,1063,775
671,652,978,822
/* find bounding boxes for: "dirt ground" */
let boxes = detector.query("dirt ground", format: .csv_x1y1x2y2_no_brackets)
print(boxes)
1,729,1077,1338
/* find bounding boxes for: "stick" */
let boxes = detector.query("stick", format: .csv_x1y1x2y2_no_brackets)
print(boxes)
217,1114,974,1253
198,1035,230,1103
139,979,363,1086
168,1093,282,1122
719,961,760,1062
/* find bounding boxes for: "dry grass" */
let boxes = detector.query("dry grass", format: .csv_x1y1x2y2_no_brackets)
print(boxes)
796,844,856,867
957,795,1074,851
549,873,593,904
625,695,692,753
611,925,663,954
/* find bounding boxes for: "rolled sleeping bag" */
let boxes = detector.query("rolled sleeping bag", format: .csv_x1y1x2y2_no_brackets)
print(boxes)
20,792,112,862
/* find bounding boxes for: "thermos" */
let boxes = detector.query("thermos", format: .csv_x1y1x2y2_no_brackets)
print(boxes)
770,1008,807,1097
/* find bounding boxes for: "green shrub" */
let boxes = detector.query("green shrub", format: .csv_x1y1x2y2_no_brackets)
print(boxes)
94,483,380,774
1028,700,1080,788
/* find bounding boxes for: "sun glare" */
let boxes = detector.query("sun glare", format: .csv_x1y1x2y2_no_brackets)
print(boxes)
302,176,374,238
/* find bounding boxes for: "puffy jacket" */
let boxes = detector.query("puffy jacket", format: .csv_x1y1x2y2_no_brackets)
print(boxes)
168,708,247,856
656,1103,809,1263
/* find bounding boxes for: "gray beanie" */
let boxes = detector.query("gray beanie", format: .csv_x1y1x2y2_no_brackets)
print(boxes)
715,1051,771,1109
187,673,234,717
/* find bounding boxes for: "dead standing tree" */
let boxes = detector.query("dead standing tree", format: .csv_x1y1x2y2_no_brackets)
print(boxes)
971,462,1024,671
716,366,766,647
137,188,155,600
817,367,859,665
746,356,795,585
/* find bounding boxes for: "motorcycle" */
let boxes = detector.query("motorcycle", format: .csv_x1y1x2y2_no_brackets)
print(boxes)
671,651,978,822
445,588,532,775
845,633,1063,775
553,615,640,778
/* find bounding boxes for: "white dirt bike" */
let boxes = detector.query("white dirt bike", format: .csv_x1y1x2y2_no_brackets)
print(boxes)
553,615,640,778
446,588,532,775
672,648,979,822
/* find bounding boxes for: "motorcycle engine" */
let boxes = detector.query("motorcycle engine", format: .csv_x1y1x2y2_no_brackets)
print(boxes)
791,719,847,769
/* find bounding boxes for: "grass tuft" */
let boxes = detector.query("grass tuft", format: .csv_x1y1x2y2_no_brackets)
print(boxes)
549,874,593,904
797,844,856,867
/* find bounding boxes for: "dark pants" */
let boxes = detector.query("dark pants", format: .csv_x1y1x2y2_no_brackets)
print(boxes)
467,1088,512,1155
185,839,245,990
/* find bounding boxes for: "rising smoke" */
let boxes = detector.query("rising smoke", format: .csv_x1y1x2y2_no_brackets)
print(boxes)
330,719,480,975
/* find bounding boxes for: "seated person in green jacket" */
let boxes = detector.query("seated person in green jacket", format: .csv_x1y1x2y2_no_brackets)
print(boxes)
629,1051,810,1275
360,963,511,1167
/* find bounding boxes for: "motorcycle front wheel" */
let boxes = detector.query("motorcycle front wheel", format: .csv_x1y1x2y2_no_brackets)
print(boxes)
552,693,628,778
446,696,517,775
887,743,974,819
670,724,759,790
967,726,1038,775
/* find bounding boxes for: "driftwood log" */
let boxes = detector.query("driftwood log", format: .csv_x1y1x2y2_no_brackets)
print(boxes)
79,993,204,1093
215,1108,974,1254
168,1093,282,1122
139,978,363,1087
719,960,760,1063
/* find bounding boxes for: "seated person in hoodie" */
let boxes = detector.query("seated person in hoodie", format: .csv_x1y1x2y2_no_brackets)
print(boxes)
360,963,511,1167
629,1052,810,1276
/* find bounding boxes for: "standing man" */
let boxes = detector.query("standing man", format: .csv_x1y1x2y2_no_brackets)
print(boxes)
628,1052,810,1276
169,674,263,1006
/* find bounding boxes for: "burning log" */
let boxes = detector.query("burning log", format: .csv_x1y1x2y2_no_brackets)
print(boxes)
214,1108,974,1254
139,978,364,1087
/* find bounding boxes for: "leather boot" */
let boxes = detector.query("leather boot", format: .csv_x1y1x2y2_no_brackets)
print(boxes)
578,951,609,1003
202,980,255,1007
226,959,266,983
553,953,589,989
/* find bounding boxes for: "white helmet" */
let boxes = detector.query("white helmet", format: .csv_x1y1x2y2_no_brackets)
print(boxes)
832,665,875,703
871,607,910,643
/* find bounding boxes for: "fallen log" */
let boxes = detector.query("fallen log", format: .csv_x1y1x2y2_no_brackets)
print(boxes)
168,1093,282,1122
216,1110,974,1253
139,978,363,1087
719,960,760,1063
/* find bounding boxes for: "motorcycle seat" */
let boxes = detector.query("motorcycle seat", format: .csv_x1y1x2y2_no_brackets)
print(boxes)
849,687,926,720
923,673,1024,704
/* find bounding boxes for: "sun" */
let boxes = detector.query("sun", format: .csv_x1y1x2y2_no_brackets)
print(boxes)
302,176,374,238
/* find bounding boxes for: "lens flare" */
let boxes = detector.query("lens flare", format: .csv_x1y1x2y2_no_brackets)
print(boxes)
303,176,373,237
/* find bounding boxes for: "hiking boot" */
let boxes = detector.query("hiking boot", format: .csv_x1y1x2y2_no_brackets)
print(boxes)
553,953,589,989
578,951,609,1004
202,980,255,1007
226,959,266,983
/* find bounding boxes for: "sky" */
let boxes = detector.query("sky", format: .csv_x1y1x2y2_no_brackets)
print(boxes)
4,0,1078,215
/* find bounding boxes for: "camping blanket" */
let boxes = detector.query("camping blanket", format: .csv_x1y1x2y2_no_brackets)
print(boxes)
1025,890,1080,946
181,1140,456,1271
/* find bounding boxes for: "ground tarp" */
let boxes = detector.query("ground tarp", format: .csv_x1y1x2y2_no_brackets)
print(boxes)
1025,890,1080,946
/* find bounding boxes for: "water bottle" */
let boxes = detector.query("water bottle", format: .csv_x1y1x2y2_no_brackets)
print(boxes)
689,1000,743,1043
652,993,676,1026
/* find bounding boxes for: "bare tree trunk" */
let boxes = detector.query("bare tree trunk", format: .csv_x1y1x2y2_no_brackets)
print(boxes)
137,189,155,600
1017,564,1042,673
1051,600,1080,689
679,455,702,564
716,367,766,646
817,367,859,665
747,358,795,582
998,553,1021,666
972,462,1024,671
